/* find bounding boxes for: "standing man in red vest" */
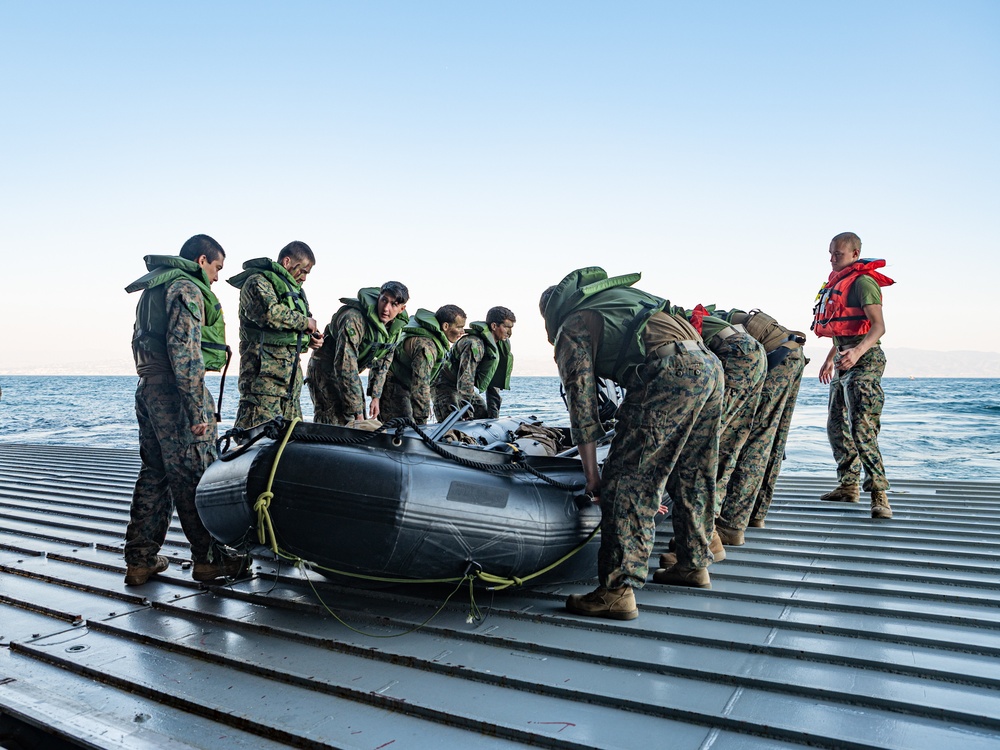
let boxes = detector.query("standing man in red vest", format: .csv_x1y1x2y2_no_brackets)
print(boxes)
813,232,895,519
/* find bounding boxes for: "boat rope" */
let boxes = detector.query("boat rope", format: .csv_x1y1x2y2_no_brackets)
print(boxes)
248,418,600,633
228,414,585,491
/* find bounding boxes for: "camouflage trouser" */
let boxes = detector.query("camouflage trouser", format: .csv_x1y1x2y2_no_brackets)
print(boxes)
306,360,354,425
125,381,217,566
712,333,767,514
750,350,805,523
234,342,304,431
432,381,487,422
599,344,723,589
827,345,888,492
718,347,805,532
379,377,418,424
486,387,504,419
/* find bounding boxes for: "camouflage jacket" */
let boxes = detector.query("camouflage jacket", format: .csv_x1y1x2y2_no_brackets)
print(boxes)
552,310,609,446
318,307,395,417
162,278,212,427
238,273,311,348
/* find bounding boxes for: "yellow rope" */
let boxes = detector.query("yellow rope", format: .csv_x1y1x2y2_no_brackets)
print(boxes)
247,416,601,632
253,416,301,550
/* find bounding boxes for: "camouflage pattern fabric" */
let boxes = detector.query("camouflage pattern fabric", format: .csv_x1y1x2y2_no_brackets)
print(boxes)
379,337,439,425
233,273,309,430
717,347,805,532
826,344,888,492
378,377,415,423
750,351,805,523
125,278,218,566
308,308,393,425
555,312,723,589
713,332,767,513
432,335,488,421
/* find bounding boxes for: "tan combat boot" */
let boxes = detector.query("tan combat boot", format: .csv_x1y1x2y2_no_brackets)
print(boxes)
124,555,169,586
715,524,744,546
652,564,711,589
820,484,860,502
659,529,726,568
193,553,252,583
747,518,766,528
566,585,638,620
870,490,893,519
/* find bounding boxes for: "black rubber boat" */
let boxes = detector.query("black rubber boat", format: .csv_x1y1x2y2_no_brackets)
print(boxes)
196,415,603,587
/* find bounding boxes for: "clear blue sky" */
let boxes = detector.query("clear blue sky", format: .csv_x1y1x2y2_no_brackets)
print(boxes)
1,1,997,375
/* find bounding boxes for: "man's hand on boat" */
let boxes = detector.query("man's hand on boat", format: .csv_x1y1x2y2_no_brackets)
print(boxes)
368,397,380,421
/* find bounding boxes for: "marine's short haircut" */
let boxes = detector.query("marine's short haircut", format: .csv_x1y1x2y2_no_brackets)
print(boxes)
435,304,466,325
539,286,556,316
380,280,410,304
277,240,316,265
831,232,862,253
487,306,516,326
179,234,225,263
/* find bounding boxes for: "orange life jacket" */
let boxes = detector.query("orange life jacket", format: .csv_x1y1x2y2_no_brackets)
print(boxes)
812,259,894,338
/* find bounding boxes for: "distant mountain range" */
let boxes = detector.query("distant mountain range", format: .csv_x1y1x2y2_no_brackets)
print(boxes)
3,348,1000,378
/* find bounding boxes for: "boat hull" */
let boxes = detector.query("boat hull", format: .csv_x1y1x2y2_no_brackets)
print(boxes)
196,421,600,586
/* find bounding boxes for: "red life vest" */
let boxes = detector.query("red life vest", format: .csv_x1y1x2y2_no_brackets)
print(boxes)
812,259,895,338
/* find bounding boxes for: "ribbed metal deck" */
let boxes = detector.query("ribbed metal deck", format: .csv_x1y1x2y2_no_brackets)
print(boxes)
1,443,999,749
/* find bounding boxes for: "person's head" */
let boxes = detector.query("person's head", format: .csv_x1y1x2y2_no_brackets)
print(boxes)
179,234,225,284
436,304,467,344
278,241,316,284
538,286,556,317
377,281,409,324
487,306,516,342
829,232,862,273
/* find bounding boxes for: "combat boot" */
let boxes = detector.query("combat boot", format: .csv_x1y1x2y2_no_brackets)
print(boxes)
124,555,169,586
659,530,726,567
566,586,638,620
715,524,744,546
820,484,860,503
193,553,252,583
652,564,711,589
870,490,892,519
748,518,766,528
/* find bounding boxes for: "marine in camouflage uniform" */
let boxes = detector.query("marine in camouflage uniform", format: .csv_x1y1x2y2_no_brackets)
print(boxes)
543,268,723,619
432,306,515,422
307,282,409,425
379,306,466,425
814,233,894,518
715,308,807,535
124,236,232,583
229,244,318,432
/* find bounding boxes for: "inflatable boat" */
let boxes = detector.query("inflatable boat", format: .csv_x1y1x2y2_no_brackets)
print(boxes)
196,414,604,587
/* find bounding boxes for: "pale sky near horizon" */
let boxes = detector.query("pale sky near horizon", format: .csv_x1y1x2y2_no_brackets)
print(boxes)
1,1,998,377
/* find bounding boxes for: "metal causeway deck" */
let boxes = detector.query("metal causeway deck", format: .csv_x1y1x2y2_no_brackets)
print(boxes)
1,443,999,749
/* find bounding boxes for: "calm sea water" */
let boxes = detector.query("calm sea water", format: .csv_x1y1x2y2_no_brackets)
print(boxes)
1,376,998,482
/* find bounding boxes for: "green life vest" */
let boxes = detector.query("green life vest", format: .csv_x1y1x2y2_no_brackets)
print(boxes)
126,255,229,371
543,267,668,383
487,337,513,391
330,288,410,371
440,322,502,392
388,308,450,388
227,258,310,346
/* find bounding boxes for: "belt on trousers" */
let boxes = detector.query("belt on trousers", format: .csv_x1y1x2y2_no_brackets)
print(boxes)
706,323,746,350
138,374,176,386
651,339,708,359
